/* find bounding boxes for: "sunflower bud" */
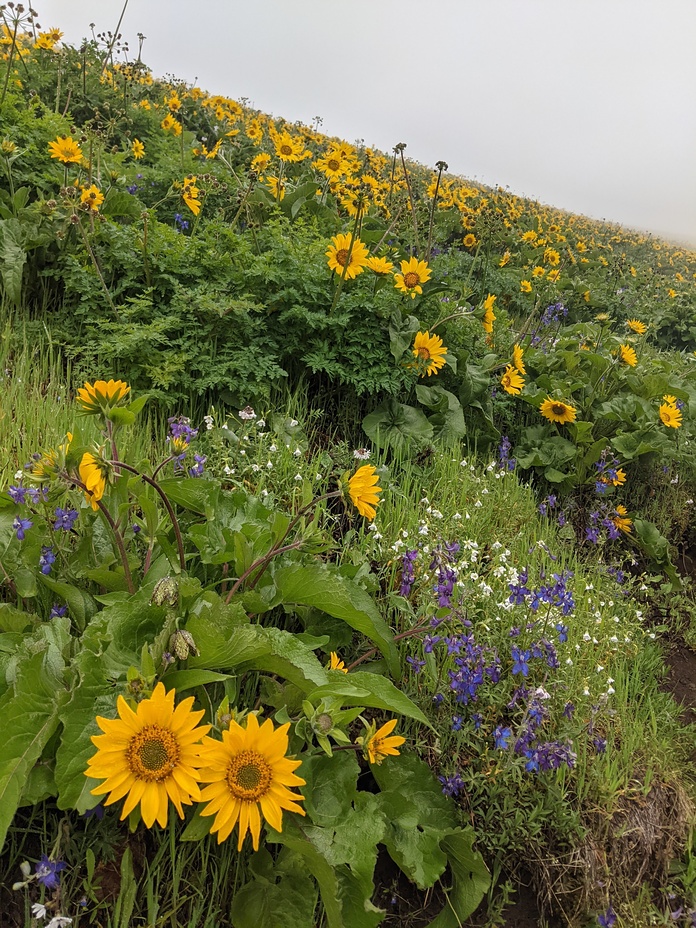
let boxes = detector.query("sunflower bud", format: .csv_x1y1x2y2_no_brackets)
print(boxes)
169,629,198,660
151,576,179,607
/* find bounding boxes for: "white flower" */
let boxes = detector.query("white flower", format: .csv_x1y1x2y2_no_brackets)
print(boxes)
606,686,615,695
32,903,47,919
223,465,234,475
583,686,590,696
239,406,256,421
565,658,573,665
14,469,23,480
491,541,502,550
534,687,551,700
251,464,261,473
583,632,591,641
222,422,229,430
294,473,303,482
431,509,443,519
453,512,462,520
47,919,73,928
596,664,604,672
474,500,483,508
203,415,214,430
418,524,429,536
293,448,302,458
353,448,371,460
261,489,268,497
372,532,383,541
269,444,278,452
266,461,273,469
460,459,468,467
289,418,299,427
256,418,266,429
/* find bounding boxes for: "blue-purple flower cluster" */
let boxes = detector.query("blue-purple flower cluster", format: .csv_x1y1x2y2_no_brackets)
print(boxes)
497,436,516,471
509,567,575,616
594,450,623,495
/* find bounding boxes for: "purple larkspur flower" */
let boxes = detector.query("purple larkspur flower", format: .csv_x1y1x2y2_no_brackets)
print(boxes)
35,855,66,889
39,546,56,575
13,515,32,540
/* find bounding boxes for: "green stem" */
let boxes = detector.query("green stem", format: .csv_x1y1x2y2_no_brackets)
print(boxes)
0,22,19,110
107,461,186,573
77,217,118,316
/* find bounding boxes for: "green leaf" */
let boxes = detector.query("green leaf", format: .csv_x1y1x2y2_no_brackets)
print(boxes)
230,861,318,928
162,669,231,691
39,575,98,629
308,671,430,726
302,752,359,828
0,218,26,305
158,477,220,516
273,564,398,677
363,398,433,451
427,830,490,927
0,651,69,851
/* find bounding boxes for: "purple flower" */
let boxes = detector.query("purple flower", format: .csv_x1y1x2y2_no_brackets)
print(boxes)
423,635,441,653
585,526,600,544
598,905,616,928
406,655,426,674
13,515,32,540
8,485,27,504
54,507,79,531
494,726,512,750
563,701,575,720
555,623,568,643
39,546,56,575
511,647,530,677
188,454,206,478
438,772,465,797
451,715,463,731
168,415,198,443
50,603,68,619
400,549,418,596
35,855,66,889
593,737,607,754
471,713,482,730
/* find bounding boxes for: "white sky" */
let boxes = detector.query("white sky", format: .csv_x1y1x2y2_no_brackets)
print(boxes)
39,0,696,245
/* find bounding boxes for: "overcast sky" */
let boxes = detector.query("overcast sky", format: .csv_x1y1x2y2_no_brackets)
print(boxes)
39,0,696,246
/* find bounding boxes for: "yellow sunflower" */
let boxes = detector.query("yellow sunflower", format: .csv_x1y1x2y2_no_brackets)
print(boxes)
80,184,104,212
79,452,108,511
499,251,511,267
482,294,496,334
501,365,524,396
540,398,577,425
198,714,306,850
77,379,130,415
662,394,677,405
326,233,369,279
520,280,533,293
394,257,432,299
272,131,306,163
512,343,525,374
131,139,145,159
182,175,201,215
463,233,478,248
263,175,286,201
356,719,405,765
365,255,395,275
48,135,82,164
348,465,382,520
328,652,348,673
85,683,210,828
659,403,682,428
412,331,447,377
626,319,647,335
611,504,632,534
618,344,637,367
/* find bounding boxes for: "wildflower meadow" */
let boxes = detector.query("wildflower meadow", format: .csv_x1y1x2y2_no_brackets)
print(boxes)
0,7,695,928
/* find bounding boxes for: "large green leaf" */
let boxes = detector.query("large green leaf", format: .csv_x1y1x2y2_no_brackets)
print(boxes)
273,565,398,676
427,830,490,927
0,218,26,305
0,651,69,850
308,671,430,726
363,398,433,452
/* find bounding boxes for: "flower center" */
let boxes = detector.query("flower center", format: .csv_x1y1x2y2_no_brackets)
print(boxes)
280,144,293,156
226,750,272,801
335,248,349,266
416,347,431,360
403,272,420,288
551,404,566,416
327,159,340,171
127,726,179,781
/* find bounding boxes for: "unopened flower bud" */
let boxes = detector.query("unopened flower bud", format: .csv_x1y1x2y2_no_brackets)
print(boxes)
169,629,198,660
151,576,178,607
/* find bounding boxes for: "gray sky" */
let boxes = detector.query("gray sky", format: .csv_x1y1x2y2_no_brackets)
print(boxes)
40,0,696,245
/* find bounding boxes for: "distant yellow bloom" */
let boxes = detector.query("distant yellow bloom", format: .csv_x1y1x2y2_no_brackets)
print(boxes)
501,365,524,395
315,150,348,179
329,653,348,673
520,280,532,293
251,152,271,173
543,247,560,266
547,269,561,282
618,344,637,367
462,233,477,248
499,251,511,267
521,230,537,243
583,291,591,303
532,266,546,278
366,255,394,275
348,465,382,520
394,257,431,298
595,313,610,322
668,288,677,298
626,318,646,335
662,394,677,405
273,130,306,162
161,113,182,136
80,184,104,212
659,403,682,428
540,398,577,425
48,135,82,164
131,138,145,159
263,175,285,201
412,331,446,377
326,233,369,279
357,719,405,766
611,504,632,534
482,294,496,334
246,119,264,143
512,344,525,374
182,175,201,215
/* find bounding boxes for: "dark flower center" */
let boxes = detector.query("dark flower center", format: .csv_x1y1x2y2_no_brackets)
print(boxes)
404,272,420,288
